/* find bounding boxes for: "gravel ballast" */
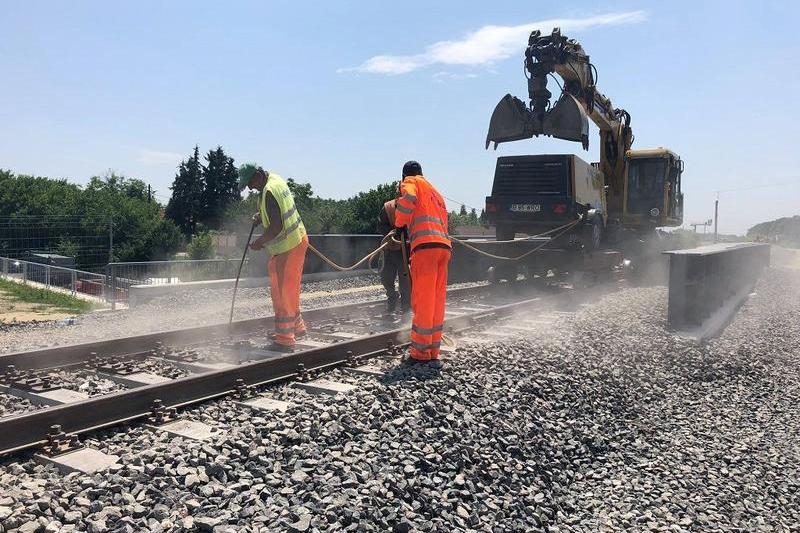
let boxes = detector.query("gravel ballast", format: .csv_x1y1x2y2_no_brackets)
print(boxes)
0,264,798,531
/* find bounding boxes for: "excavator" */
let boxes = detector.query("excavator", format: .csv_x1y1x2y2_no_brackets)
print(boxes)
484,28,684,252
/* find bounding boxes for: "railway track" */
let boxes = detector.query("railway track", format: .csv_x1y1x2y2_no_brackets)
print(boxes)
0,276,622,462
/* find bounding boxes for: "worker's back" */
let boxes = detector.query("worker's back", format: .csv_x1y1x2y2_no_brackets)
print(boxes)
399,175,450,251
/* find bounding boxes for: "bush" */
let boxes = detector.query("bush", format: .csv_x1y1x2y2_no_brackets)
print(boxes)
187,232,215,259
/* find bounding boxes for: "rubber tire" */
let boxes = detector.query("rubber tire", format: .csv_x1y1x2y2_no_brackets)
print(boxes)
583,217,603,252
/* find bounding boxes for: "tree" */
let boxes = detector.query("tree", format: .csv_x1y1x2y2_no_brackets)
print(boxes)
459,204,468,217
479,209,487,226
186,232,215,259
166,146,204,236
0,169,182,266
346,182,398,234
201,146,239,230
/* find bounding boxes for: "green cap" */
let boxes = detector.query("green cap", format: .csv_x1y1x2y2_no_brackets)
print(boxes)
238,162,260,190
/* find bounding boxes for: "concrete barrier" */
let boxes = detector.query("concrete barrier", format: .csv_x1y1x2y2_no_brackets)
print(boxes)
664,242,770,339
128,269,376,307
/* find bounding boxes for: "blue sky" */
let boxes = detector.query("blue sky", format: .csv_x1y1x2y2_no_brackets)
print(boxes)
1,0,798,234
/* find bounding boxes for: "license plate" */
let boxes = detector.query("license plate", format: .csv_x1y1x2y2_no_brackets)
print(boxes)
509,204,541,212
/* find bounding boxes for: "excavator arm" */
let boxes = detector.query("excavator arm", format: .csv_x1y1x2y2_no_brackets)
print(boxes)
486,28,634,214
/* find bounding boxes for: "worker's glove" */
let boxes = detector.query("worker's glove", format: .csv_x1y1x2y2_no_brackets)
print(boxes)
251,213,260,226
249,239,265,251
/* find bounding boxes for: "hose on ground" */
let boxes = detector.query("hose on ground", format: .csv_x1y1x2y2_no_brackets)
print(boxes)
307,232,396,272
449,216,583,261
305,216,582,271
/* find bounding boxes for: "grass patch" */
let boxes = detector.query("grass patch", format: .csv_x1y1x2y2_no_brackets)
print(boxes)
0,278,93,314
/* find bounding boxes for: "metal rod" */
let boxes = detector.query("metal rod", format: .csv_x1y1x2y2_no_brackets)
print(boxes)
229,221,258,326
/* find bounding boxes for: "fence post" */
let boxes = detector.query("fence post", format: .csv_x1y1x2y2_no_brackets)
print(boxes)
22,261,28,284
71,270,77,296
1,257,7,275
111,263,117,311
45,265,51,288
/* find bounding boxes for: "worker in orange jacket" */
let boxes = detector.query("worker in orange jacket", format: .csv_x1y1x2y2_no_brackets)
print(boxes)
393,161,451,366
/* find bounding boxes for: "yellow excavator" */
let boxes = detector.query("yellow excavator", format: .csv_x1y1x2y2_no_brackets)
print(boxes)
485,28,684,247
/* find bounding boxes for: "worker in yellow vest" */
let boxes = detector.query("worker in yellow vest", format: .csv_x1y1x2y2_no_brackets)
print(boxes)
238,163,308,352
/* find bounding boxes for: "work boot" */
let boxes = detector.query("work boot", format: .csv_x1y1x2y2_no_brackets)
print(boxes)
400,355,426,366
262,342,294,353
426,359,444,370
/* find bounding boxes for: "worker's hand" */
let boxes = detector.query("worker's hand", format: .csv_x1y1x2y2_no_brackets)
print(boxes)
251,213,260,225
249,238,265,251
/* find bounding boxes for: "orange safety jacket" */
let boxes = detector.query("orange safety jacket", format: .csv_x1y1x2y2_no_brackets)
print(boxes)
394,175,451,252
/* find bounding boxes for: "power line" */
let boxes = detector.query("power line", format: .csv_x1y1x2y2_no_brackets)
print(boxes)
716,180,800,195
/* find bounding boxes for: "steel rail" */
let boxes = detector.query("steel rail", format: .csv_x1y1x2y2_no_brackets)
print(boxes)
0,294,548,456
0,283,516,372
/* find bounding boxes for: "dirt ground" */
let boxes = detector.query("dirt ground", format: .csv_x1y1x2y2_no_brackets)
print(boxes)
771,246,800,269
0,290,74,323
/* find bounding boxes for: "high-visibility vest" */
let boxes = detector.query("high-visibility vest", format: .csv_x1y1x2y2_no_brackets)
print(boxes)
394,175,451,251
259,173,306,256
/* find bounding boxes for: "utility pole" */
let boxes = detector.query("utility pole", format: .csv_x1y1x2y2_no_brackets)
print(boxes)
108,216,114,264
714,193,719,243
148,184,152,203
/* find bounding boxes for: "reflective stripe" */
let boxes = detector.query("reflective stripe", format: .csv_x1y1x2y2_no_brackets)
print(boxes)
411,341,432,352
412,324,444,335
411,340,441,351
282,205,297,221
396,204,413,215
275,326,295,334
275,316,295,323
401,193,417,203
411,215,445,229
272,218,304,244
410,229,449,241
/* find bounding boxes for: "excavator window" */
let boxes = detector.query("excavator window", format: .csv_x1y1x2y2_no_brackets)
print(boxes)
626,158,667,216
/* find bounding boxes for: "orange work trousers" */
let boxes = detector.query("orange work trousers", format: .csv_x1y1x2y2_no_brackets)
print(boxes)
409,247,451,360
268,235,309,346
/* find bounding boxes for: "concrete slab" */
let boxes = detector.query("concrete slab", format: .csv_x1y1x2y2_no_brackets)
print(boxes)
34,448,119,474
327,331,363,340
295,379,357,396
237,397,295,413
295,339,328,348
147,419,219,440
345,364,385,377
456,336,490,344
2,386,90,406
452,306,493,313
160,360,238,374
99,371,171,388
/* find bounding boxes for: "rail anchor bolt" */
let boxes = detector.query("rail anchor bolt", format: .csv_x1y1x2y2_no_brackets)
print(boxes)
41,424,84,457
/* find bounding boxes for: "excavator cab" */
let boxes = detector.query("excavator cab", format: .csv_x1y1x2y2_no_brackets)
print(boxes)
623,149,683,228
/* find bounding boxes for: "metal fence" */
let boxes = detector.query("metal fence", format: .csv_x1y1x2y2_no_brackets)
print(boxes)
664,242,770,333
0,256,108,300
0,216,112,270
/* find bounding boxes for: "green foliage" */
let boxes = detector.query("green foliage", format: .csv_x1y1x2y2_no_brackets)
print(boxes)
201,147,240,230
0,169,183,265
748,215,800,247
447,207,480,233
165,146,204,236
0,278,93,314
224,180,396,236
186,232,216,259
345,182,398,234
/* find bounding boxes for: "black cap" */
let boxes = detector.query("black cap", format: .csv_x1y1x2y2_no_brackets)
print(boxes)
402,160,422,177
